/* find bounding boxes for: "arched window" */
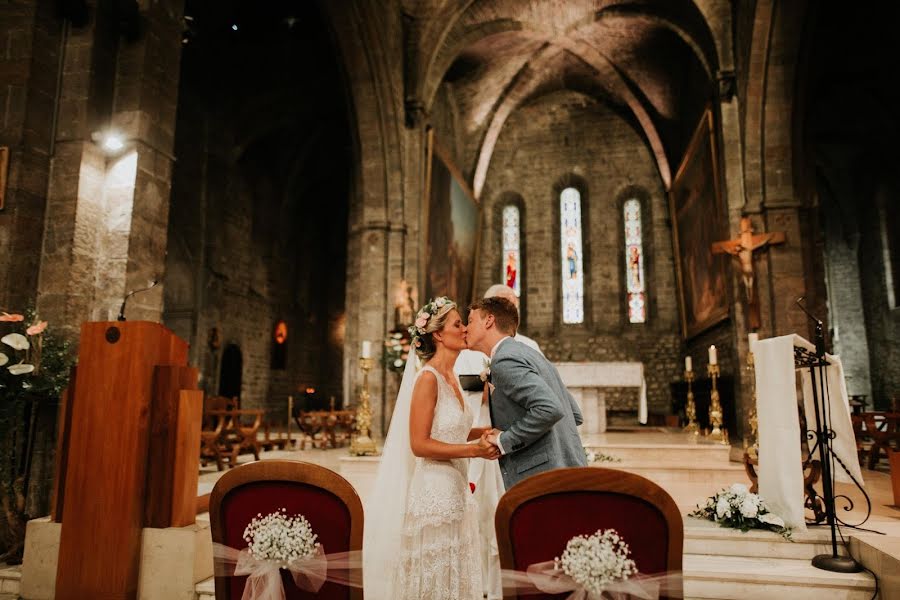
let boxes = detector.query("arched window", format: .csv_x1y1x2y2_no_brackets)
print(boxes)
623,199,647,323
560,187,584,324
502,204,521,296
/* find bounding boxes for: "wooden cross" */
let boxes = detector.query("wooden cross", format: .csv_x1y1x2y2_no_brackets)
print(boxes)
711,217,786,330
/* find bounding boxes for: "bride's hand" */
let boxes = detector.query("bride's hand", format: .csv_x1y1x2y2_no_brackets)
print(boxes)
473,432,501,460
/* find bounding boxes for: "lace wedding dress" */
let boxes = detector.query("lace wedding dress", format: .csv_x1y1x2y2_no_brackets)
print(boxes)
392,365,482,599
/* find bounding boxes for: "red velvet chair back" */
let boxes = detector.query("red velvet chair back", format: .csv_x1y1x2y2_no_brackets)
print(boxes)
210,460,363,599
496,467,683,600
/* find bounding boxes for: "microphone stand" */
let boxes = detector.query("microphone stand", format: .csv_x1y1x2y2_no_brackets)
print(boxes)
117,280,159,322
796,297,861,573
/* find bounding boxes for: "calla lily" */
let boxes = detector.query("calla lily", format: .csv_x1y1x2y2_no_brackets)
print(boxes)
0,353,7,366
26,321,48,336
0,312,24,322
8,363,35,375
2,333,29,351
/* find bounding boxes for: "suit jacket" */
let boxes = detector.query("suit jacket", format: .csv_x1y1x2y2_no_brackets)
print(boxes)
490,338,586,489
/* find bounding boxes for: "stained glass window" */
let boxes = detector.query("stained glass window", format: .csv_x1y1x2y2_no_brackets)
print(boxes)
502,205,521,296
623,199,646,323
560,187,584,324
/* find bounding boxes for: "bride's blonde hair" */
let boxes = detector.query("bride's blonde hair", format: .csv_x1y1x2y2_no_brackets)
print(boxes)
409,297,457,362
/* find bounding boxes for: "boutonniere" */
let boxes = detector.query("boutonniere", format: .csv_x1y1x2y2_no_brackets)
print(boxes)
479,358,491,383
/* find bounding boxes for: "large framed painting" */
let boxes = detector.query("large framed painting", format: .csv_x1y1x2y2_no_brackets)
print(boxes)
423,130,480,309
669,108,730,339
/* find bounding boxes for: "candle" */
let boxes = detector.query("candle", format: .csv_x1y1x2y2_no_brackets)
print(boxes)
685,356,692,372
361,340,372,359
708,345,717,365
748,333,759,348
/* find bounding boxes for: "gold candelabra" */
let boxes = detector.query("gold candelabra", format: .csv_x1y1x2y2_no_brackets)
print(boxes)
706,363,727,444
684,369,699,435
350,357,378,456
287,395,294,450
745,348,759,458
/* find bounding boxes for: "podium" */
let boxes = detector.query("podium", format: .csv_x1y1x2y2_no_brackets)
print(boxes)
52,322,203,599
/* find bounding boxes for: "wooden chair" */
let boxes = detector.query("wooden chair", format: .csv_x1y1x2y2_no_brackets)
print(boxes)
210,460,364,599
862,412,900,469
496,467,683,600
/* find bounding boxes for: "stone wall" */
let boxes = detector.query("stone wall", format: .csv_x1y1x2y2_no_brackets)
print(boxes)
475,91,682,417
163,3,350,415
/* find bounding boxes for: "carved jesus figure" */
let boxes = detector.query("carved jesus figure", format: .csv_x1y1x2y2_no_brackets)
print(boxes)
711,217,785,329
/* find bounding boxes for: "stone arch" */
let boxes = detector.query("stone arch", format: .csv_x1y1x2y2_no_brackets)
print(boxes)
321,2,412,435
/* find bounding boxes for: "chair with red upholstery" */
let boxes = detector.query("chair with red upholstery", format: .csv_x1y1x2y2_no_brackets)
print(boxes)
496,467,683,600
210,460,363,599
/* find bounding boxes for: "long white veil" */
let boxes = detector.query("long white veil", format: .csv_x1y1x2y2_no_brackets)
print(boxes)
362,351,420,599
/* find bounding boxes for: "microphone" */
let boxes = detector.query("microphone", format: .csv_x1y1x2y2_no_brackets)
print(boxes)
795,296,825,357
117,279,160,322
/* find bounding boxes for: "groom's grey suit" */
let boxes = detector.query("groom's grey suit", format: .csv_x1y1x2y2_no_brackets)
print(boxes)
490,338,586,489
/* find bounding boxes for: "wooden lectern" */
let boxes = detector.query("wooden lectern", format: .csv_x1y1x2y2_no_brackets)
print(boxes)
53,322,203,600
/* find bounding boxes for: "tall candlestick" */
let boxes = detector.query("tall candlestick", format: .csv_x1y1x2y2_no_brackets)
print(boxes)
361,340,372,359
685,356,692,372
709,344,717,365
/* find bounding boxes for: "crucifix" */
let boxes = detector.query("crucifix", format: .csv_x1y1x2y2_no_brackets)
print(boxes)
711,217,786,330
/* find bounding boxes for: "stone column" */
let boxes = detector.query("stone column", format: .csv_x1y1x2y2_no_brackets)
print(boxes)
36,0,183,337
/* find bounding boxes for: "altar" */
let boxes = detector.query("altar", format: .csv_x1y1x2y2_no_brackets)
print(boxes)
554,362,648,433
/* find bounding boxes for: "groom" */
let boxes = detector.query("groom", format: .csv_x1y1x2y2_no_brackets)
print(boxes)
466,297,586,489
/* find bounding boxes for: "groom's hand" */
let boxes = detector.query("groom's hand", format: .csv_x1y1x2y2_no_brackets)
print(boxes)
486,428,505,453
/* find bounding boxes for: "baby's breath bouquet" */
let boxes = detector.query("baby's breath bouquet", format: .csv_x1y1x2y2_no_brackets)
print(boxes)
555,529,637,595
690,483,791,539
243,508,320,565
215,508,327,600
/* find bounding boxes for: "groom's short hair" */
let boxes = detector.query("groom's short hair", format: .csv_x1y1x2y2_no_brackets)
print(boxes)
469,297,519,335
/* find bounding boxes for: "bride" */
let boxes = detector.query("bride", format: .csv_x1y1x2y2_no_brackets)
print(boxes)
363,297,500,600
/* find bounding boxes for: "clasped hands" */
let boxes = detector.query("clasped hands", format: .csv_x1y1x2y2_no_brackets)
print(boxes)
474,428,503,460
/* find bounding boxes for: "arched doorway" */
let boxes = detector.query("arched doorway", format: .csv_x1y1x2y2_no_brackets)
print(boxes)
218,344,243,401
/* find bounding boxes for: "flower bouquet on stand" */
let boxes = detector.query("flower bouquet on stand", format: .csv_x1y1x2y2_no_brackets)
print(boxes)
382,329,411,374
689,483,791,539
0,311,72,564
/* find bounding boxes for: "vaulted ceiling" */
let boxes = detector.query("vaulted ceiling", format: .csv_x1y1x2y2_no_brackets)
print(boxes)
409,0,719,196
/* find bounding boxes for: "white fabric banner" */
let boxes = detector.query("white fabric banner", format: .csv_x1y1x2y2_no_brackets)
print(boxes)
753,334,864,531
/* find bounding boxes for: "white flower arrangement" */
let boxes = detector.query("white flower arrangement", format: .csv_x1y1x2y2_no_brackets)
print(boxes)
242,508,321,565
554,528,637,595
690,483,791,539
583,446,622,464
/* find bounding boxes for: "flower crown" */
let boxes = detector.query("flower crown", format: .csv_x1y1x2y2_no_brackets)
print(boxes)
408,296,454,347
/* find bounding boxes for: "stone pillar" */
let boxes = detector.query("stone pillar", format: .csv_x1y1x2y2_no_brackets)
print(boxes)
0,1,64,311
36,0,183,336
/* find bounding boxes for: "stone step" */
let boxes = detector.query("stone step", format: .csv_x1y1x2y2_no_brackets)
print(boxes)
584,441,732,466
597,461,748,485
683,554,876,600
0,564,20,597
196,576,214,599
684,517,850,560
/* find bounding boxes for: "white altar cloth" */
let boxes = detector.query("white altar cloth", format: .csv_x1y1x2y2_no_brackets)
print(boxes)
754,334,864,531
555,362,648,433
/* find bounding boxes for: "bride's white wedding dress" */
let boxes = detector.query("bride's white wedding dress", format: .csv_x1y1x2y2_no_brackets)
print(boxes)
393,365,482,599
364,357,483,600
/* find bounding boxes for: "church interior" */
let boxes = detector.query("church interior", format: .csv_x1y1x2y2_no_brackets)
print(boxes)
0,0,899,598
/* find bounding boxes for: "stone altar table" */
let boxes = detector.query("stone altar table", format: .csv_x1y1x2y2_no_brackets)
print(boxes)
554,362,648,433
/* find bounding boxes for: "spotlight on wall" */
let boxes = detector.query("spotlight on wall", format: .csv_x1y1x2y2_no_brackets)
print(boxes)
91,130,128,155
